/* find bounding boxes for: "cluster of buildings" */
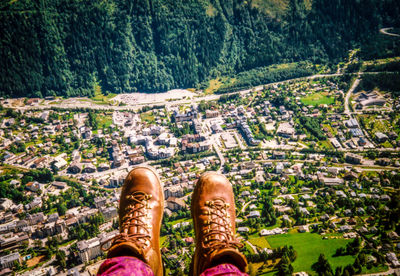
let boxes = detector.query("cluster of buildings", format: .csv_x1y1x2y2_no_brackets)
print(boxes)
76,230,119,263
129,129,176,160
355,91,386,109
181,134,210,154
238,120,261,146
0,75,399,274
0,174,122,272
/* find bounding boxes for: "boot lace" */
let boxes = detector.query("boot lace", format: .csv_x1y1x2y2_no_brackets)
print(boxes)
101,191,152,251
201,199,243,255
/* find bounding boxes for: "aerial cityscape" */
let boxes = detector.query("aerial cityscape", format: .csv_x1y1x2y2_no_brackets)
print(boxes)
1,50,400,275
0,0,400,275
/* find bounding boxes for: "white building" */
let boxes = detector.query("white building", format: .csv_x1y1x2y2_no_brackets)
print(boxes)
0,198,13,210
260,228,284,236
237,227,250,233
386,252,400,267
77,230,118,263
248,210,261,218
0,252,20,269
275,162,284,174
53,153,68,170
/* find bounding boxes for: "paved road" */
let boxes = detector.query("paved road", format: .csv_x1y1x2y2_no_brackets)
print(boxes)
380,27,400,38
241,200,256,213
245,240,258,254
342,73,378,148
344,75,360,115
8,71,394,114
212,142,225,173
10,73,347,113
231,131,246,150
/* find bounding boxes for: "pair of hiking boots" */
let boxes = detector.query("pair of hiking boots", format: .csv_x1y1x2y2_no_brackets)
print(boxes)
105,167,247,275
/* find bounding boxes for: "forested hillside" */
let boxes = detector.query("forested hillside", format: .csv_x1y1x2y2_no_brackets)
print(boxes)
1,0,399,97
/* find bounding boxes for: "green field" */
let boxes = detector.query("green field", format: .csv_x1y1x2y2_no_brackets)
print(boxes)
91,93,116,103
322,124,337,136
318,140,334,150
160,235,167,247
90,83,116,104
204,76,237,94
381,140,393,148
140,112,156,124
357,114,400,142
357,114,390,134
96,114,113,128
301,93,335,106
267,233,355,274
249,236,271,249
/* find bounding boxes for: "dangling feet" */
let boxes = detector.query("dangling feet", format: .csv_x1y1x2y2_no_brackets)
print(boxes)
191,172,248,276
106,167,164,276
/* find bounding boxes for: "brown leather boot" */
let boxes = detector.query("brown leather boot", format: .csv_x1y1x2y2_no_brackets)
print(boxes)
106,167,164,276
191,172,248,276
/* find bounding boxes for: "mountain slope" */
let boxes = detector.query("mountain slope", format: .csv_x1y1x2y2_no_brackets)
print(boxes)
0,0,399,97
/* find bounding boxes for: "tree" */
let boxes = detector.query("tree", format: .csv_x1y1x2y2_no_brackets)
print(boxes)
343,264,355,276
277,255,294,276
57,202,67,216
44,246,53,259
22,168,54,184
13,260,21,271
353,257,362,273
334,266,342,276
346,238,360,255
224,163,232,173
87,111,98,130
312,254,333,276
335,247,345,256
56,250,67,269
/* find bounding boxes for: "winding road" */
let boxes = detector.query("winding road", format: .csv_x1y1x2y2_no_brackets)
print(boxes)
241,200,256,213
380,27,400,38
246,240,258,254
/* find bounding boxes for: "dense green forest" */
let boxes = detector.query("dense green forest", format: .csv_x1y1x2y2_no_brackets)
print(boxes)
358,72,400,96
0,0,399,98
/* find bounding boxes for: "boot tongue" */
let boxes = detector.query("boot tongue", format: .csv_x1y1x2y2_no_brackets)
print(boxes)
208,247,248,272
107,241,146,262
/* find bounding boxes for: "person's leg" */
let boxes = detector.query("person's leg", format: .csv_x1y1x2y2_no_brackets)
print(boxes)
98,256,154,276
98,167,164,276
200,263,248,276
191,172,249,276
